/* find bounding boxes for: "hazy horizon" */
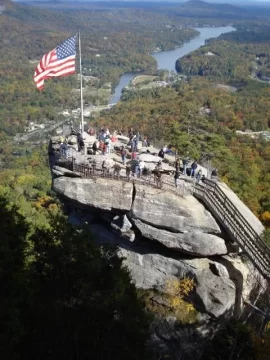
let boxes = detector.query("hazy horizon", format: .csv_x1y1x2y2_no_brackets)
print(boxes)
13,0,270,2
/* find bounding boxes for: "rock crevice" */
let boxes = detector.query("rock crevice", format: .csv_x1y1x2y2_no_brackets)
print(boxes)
53,175,265,319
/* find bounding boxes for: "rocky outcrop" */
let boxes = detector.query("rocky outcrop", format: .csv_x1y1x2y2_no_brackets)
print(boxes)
132,219,227,257
52,165,82,178
88,222,251,319
53,167,266,321
53,177,224,256
53,177,133,211
131,184,221,234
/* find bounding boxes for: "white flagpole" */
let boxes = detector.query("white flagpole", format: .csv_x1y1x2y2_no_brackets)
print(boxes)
78,31,84,134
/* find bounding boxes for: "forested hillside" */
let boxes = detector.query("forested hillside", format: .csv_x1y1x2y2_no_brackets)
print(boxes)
1,0,270,358
176,25,270,84
0,1,199,135
98,78,270,224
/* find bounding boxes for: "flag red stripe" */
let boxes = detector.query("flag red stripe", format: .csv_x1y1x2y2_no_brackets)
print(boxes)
35,66,75,89
34,56,75,81
33,36,76,90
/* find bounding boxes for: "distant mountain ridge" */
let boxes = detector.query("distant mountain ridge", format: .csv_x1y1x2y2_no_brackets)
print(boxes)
173,0,248,17
181,0,245,12
0,0,12,8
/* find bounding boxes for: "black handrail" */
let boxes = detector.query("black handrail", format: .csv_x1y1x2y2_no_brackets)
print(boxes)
72,161,191,198
202,179,270,253
193,179,270,279
63,158,270,278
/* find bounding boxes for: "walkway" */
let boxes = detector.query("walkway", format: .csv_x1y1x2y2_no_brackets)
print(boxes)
193,178,270,281
70,160,270,280
52,129,270,281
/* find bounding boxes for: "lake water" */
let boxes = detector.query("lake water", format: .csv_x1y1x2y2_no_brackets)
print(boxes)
110,26,235,104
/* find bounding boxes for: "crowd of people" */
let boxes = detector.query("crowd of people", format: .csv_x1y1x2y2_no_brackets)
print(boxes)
59,126,219,187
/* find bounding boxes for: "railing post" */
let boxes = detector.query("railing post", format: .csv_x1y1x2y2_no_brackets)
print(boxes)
70,164,270,278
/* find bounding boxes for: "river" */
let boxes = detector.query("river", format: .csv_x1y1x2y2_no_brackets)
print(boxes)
109,26,235,104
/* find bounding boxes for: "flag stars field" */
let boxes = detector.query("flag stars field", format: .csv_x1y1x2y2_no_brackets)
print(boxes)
33,35,77,90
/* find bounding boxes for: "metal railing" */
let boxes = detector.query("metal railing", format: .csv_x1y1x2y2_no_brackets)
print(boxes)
193,178,270,280
57,157,270,279
71,160,192,198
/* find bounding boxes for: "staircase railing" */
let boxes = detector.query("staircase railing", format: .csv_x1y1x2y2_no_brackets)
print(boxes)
71,160,191,198
62,158,270,279
193,179,270,280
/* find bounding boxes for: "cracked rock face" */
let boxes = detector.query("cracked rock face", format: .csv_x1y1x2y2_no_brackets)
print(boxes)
132,185,221,234
53,177,133,211
53,177,224,256
132,219,227,257
89,223,236,319
56,175,265,319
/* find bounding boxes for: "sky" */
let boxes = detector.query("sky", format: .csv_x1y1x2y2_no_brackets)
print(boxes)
13,0,270,3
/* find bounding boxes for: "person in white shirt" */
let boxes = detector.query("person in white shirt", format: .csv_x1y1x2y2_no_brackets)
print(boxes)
138,160,145,177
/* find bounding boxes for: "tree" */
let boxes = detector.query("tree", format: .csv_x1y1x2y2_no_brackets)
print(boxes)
201,321,257,360
0,196,151,360
0,197,30,359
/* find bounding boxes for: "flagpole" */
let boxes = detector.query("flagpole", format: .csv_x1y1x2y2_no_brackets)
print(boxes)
78,31,84,134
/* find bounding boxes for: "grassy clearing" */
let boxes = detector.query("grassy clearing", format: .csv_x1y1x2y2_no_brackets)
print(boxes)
133,75,158,85
139,82,161,90
84,85,112,104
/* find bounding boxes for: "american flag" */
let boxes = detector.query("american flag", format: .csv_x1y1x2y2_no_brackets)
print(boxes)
34,35,77,90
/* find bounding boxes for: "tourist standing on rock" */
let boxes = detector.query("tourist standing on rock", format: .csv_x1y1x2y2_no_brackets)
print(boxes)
153,164,162,188
138,160,145,177
92,141,98,155
175,158,181,172
174,170,180,188
211,168,218,181
133,158,139,177
98,129,105,142
100,141,106,155
158,148,165,159
77,134,84,153
88,127,95,136
105,135,111,153
130,139,135,152
133,136,138,152
111,132,118,142
128,127,135,140
131,151,137,160
190,161,198,177
183,158,188,176
142,137,148,147
120,146,127,165
130,135,138,152
112,162,121,177
157,160,163,171
77,133,82,149
196,169,202,183
126,165,131,179
79,138,85,154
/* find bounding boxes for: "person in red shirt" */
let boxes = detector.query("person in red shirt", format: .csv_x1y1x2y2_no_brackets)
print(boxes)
131,151,137,160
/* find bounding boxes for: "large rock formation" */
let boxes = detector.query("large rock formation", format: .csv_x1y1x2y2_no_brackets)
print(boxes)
53,176,227,257
54,177,133,211
52,165,265,320
88,222,259,319
50,134,267,359
131,184,221,233
132,219,227,257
